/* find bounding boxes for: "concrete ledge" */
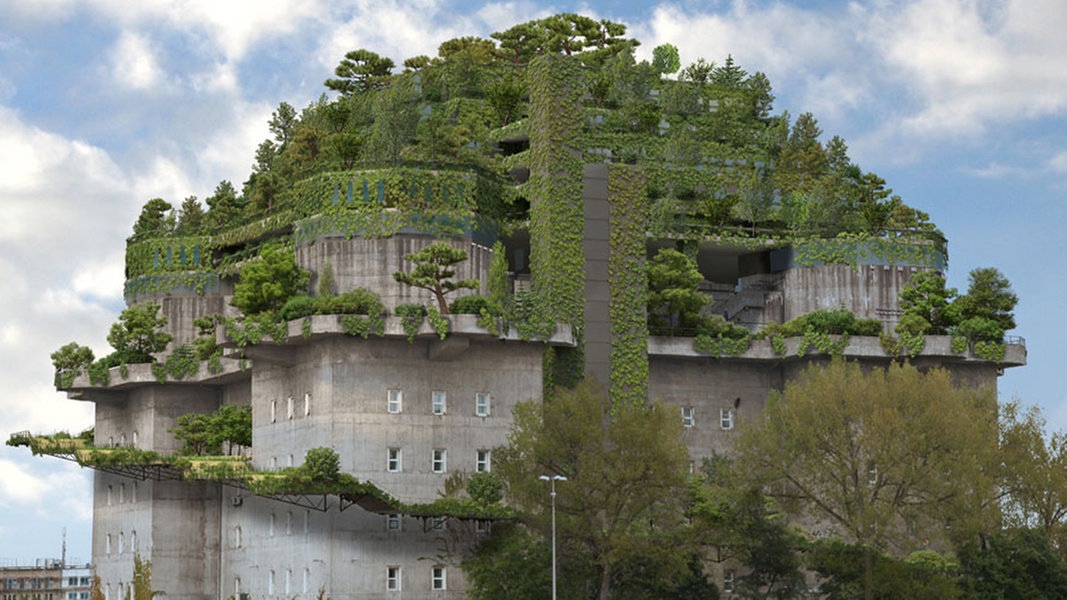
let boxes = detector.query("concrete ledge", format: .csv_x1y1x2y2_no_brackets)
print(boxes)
221,314,576,347
648,334,1026,368
64,358,248,394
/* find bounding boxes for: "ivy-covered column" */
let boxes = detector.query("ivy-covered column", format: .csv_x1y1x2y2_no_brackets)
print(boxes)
528,53,585,390
607,164,649,408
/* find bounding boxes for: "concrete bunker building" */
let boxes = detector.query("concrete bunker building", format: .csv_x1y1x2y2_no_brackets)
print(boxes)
24,54,1024,599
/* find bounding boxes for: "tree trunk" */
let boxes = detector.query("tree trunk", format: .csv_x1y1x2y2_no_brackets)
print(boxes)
598,562,612,600
863,545,874,600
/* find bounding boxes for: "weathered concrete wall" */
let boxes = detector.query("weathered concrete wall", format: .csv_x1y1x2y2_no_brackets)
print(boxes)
649,356,782,459
220,493,475,599
159,293,233,347
94,478,221,600
251,334,544,503
296,236,490,312
780,264,923,324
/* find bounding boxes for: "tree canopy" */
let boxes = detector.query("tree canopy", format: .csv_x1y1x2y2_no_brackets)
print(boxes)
493,379,694,600
231,244,310,315
735,360,999,598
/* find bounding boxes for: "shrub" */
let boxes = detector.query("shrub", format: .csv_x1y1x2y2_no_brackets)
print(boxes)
450,294,491,315
953,316,1003,343
279,295,316,321
467,471,503,505
304,447,341,482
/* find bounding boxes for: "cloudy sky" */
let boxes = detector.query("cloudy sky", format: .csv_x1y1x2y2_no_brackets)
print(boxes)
1,0,1064,564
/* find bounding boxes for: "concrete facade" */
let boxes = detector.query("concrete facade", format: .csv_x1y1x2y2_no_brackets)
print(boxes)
64,219,1026,599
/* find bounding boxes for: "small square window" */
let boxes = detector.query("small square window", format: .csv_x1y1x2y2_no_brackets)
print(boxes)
681,406,694,428
475,392,490,417
387,448,402,472
432,449,447,473
386,514,401,531
475,520,491,534
432,391,446,415
476,449,491,473
720,408,733,430
387,566,401,591
431,566,446,590
387,389,403,414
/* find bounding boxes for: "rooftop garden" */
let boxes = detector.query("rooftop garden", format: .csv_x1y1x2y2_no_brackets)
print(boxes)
122,13,943,290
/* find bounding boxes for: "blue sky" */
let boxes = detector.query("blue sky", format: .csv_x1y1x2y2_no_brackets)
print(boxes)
1,0,1064,564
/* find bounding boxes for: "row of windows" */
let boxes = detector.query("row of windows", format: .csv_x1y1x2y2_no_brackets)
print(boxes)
681,406,734,430
65,578,91,587
268,390,494,421
236,512,490,546
386,565,448,591
386,448,491,473
270,394,311,423
104,531,137,555
388,390,491,417
65,593,89,600
105,482,137,505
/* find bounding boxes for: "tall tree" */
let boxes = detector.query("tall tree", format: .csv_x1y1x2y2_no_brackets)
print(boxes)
495,379,694,600
175,196,204,234
203,180,244,230
324,49,395,95
736,360,999,600
647,248,707,336
954,267,1018,332
130,198,173,242
900,270,960,333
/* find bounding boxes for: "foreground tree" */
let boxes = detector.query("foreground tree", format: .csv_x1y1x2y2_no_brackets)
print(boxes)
736,360,999,600
493,379,695,600
393,242,479,314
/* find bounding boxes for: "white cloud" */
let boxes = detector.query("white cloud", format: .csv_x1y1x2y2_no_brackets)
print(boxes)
1048,151,1067,174
109,31,164,91
83,0,326,62
0,458,91,508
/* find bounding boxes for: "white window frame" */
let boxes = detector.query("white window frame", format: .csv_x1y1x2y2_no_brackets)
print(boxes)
432,449,447,473
431,566,446,590
386,566,401,591
720,408,734,430
304,392,311,416
681,406,695,428
475,520,491,534
723,569,735,593
270,400,276,423
432,390,446,415
476,449,491,473
386,514,401,531
387,448,402,473
387,389,403,414
475,392,490,417
287,395,294,420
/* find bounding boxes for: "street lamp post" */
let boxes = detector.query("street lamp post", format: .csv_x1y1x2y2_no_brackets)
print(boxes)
539,474,567,600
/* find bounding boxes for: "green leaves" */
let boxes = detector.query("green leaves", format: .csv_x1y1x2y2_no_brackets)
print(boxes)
107,302,172,360
231,244,310,316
